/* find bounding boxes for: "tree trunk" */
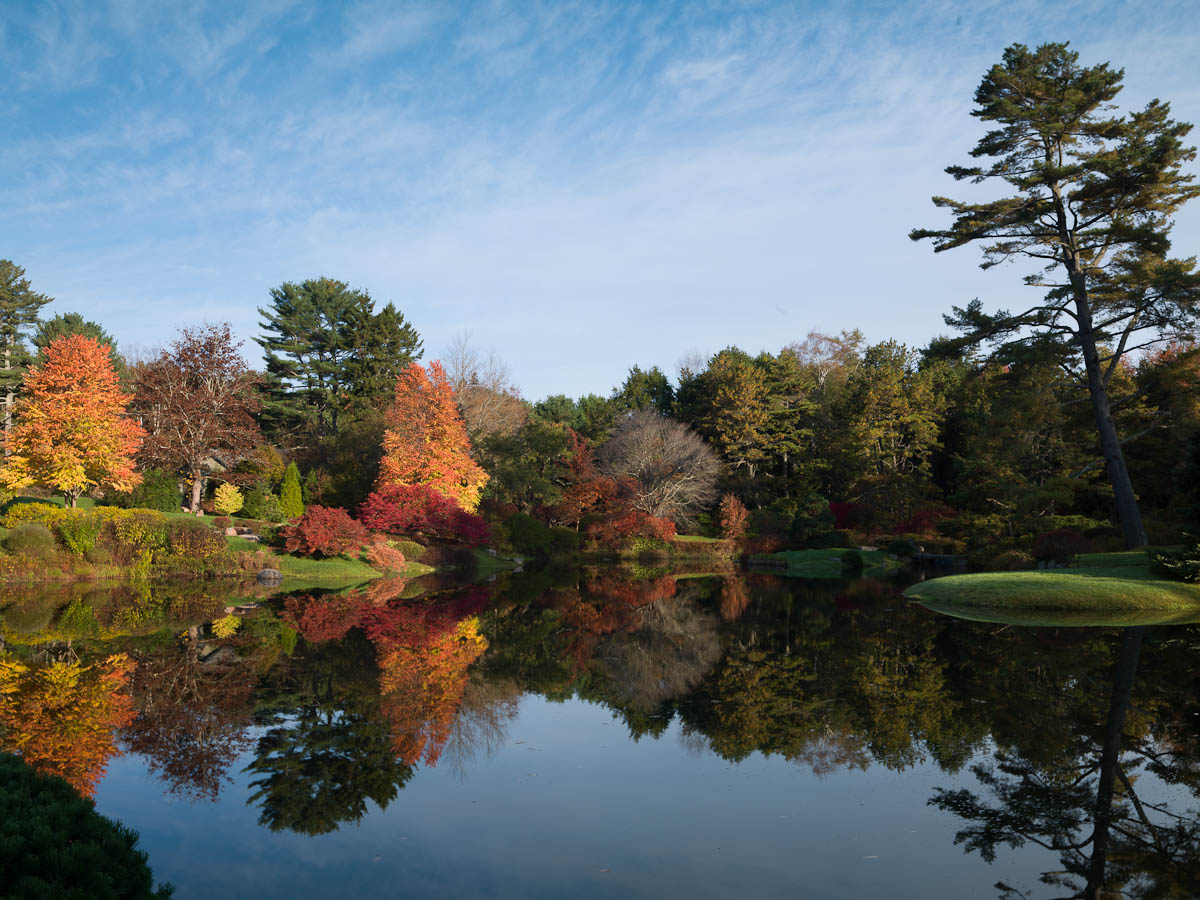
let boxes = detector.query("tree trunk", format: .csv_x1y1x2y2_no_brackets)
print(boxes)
1086,626,1146,898
190,470,204,512
1073,292,1148,549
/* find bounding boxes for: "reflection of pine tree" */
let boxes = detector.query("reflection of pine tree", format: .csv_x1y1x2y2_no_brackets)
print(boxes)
246,702,413,836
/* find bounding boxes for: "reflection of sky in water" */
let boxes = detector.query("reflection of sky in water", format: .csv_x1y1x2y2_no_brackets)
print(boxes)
96,695,1049,900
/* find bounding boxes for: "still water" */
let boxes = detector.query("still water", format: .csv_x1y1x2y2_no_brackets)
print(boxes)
2,571,1198,898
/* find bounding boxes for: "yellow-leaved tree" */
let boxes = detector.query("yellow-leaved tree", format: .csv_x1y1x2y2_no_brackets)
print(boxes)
1,334,144,506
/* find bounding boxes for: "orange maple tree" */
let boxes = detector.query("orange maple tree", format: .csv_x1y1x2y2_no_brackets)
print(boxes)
0,334,144,506
378,361,488,511
0,653,137,796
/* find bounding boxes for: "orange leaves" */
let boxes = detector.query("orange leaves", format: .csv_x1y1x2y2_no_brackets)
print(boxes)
378,361,488,512
0,653,136,796
0,334,144,503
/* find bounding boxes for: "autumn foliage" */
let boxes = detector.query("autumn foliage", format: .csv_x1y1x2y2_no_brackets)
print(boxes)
358,483,491,546
280,505,368,557
0,654,136,796
378,361,488,512
0,335,144,505
718,493,750,539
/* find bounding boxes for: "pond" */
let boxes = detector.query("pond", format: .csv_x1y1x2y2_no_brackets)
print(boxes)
1,570,1198,898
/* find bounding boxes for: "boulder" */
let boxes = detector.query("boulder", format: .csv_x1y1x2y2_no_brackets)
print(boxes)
257,568,283,585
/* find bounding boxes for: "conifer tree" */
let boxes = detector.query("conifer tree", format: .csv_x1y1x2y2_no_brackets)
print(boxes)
0,260,52,437
279,461,304,518
912,42,1200,548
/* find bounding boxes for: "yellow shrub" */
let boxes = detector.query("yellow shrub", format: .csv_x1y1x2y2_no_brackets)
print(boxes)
2,503,61,529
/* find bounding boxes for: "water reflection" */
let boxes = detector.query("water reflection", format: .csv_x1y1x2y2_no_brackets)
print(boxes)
1,574,1199,896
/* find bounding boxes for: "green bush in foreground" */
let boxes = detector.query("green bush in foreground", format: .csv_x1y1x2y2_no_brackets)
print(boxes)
0,753,173,899
3,522,58,557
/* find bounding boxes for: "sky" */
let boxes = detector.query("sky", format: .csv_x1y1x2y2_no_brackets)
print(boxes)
4,0,1199,400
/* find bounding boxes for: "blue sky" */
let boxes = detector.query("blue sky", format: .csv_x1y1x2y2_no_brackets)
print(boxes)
4,0,1199,399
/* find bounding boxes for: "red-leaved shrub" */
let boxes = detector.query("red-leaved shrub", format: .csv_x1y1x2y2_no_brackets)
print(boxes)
366,538,408,572
358,484,491,547
280,506,368,557
586,509,676,546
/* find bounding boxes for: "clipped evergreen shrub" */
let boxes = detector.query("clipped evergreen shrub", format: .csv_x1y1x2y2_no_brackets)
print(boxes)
503,513,553,557
279,462,304,519
840,549,864,576
3,523,58,558
0,753,174,899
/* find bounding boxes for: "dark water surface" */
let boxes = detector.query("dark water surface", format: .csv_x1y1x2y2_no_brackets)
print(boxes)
2,571,1198,898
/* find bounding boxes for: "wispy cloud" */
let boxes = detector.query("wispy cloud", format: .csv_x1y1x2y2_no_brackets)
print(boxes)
3,0,1199,398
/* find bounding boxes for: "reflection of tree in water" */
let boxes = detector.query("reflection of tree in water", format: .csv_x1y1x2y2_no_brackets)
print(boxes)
120,633,257,802
593,595,722,713
931,627,1200,899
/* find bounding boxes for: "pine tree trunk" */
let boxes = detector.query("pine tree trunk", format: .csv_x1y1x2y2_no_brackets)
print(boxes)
1073,291,1148,549
1086,626,1145,898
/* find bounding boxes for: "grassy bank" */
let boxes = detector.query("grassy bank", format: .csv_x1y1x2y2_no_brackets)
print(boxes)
904,550,1200,613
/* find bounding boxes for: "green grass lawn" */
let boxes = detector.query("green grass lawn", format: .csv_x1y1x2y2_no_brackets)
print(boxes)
767,548,896,578
905,550,1200,616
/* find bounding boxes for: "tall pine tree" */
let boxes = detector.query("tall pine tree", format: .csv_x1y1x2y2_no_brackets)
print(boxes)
0,260,52,438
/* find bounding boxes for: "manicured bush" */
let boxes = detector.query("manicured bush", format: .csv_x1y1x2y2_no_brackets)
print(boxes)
0,753,174,899
365,539,407,572
805,530,852,550
358,483,492,547
2,502,61,530
165,519,228,560
241,482,285,522
886,538,918,557
393,539,427,561
129,469,184,512
548,527,580,556
989,549,1036,571
212,483,244,516
1031,528,1091,564
280,506,368,557
56,512,102,557
840,549,864,576
278,462,304,519
3,522,58,558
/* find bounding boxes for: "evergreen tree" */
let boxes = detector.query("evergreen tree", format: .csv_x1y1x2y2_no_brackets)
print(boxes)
256,278,422,443
912,42,1200,548
613,365,675,414
32,312,125,379
0,260,52,436
279,461,305,518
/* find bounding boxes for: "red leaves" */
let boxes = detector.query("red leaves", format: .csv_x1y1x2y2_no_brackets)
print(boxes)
280,506,368,557
358,483,491,547
718,493,749,539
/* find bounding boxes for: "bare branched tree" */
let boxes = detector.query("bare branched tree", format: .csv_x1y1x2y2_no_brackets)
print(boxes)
443,331,527,441
598,409,720,525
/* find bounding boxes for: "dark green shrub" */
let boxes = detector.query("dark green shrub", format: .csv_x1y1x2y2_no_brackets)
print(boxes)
242,483,285,523
1151,542,1200,582
548,526,580,556
129,469,184,512
886,538,918,557
56,514,102,556
1031,528,1091,564
0,753,173,899
840,550,864,576
3,522,58,558
394,539,426,561
807,530,851,549
503,513,553,557
989,549,1035,571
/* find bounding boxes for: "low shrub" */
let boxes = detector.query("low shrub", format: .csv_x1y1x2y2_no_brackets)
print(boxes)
3,523,58,558
393,539,427,561
213,516,232,531
840,549,864,576
165,520,227,560
806,530,852,550
886,538,918,557
56,512,102,557
989,549,1036,571
2,502,61,530
242,483,285,522
365,539,407,572
1031,528,1091,564
280,506,368,557
358,484,492,547
548,527,580,556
